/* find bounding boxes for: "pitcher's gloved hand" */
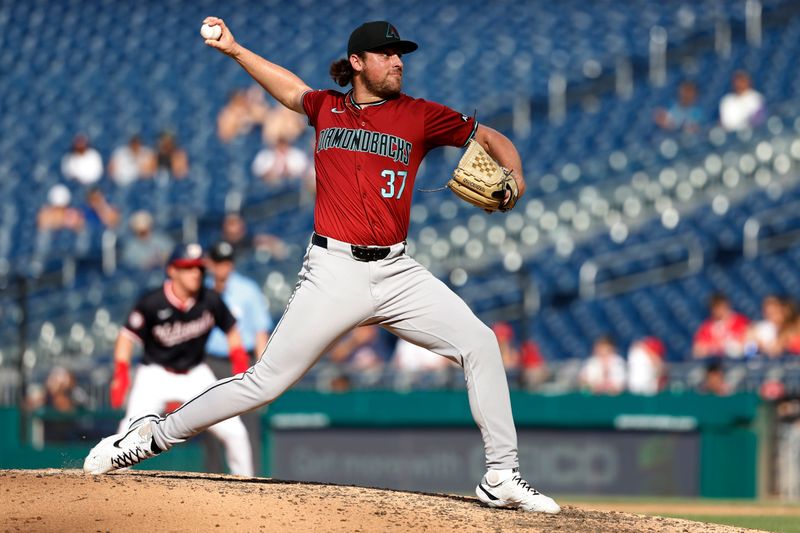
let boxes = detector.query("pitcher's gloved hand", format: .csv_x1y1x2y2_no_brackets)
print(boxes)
447,139,519,213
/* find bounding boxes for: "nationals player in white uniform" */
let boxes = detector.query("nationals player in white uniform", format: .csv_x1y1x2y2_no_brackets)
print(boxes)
85,19,560,514
108,243,253,476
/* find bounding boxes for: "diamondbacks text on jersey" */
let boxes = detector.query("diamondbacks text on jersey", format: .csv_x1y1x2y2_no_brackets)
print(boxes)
302,89,478,245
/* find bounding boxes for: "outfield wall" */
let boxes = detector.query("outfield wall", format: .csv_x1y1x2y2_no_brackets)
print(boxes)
0,391,764,498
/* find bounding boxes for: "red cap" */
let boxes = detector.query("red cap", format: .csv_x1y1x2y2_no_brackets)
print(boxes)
492,322,514,343
641,337,666,358
521,341,544,368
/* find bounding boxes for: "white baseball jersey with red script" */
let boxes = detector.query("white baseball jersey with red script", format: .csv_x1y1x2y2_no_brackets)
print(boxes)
302,89,478,246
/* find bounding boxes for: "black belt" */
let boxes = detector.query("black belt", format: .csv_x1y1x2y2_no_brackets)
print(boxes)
312,233,397,262
163,366,190,375
207,350,257,359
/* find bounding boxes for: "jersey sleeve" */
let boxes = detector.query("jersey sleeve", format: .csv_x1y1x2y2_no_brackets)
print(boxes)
301,89,328,128
210,291,237,333
422,100,478,150
122,301,148,342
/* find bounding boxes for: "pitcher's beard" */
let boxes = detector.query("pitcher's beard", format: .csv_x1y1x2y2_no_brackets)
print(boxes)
363,73,402,99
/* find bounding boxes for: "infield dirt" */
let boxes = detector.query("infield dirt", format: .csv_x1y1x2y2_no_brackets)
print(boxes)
0,469,767,532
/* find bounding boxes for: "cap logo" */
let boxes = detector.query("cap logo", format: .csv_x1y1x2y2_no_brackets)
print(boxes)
128,311,144,329
186,243,203,259
386,24,399,39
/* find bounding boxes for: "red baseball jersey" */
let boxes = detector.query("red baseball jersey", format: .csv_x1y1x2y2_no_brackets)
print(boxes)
302,89,478,246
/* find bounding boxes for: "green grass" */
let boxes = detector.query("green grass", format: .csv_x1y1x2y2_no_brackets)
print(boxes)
561,494,795,506
656,513,800,533
558,496,800,532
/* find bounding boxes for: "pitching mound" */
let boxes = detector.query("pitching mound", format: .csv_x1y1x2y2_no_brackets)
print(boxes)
1,469,761,532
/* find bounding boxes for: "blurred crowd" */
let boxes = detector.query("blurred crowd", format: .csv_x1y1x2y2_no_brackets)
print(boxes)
34,84,313,271
33,67,768,271
301,290,799,399
27,287,799,425
573,290,800,399
692,293,800,360
653,70,766,134
218,85,314,188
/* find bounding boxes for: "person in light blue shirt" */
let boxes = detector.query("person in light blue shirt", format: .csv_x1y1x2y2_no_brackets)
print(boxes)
205,242,272,358
654,81,706,134
203,240,273,474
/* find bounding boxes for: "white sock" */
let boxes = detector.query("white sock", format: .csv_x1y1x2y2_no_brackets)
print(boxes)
486,468,515,485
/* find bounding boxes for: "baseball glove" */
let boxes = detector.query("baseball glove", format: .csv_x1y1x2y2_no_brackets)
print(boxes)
447,139,519,212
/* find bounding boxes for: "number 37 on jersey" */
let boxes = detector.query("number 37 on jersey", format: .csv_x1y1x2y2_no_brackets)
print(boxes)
380,169,408,199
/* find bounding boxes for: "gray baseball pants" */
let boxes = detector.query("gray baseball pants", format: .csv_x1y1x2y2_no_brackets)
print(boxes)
152,235,519,471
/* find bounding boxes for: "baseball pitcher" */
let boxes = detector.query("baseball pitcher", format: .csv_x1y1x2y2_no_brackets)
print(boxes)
85,18,559,514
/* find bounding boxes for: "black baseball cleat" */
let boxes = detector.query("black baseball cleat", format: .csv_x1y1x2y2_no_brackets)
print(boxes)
83,413,162,475
476,469,561,514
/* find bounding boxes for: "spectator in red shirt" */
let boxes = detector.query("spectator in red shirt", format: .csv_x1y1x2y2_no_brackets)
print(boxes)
520,340,549,390
692,293,750,359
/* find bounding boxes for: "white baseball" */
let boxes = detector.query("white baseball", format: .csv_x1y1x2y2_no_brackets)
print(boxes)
200,23,222,40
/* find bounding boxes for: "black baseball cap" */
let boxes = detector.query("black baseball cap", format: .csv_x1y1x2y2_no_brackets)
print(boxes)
168,243,205,269
209,240,235,262
347,21,418,57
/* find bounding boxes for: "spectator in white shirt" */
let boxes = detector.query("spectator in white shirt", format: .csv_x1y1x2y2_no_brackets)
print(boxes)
61,134,103,185
719,71,766,132
627,337,666,396
745,294,791,358
252,138,310,185
580,335,626,395
392,338,451,373
108,135,157,186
